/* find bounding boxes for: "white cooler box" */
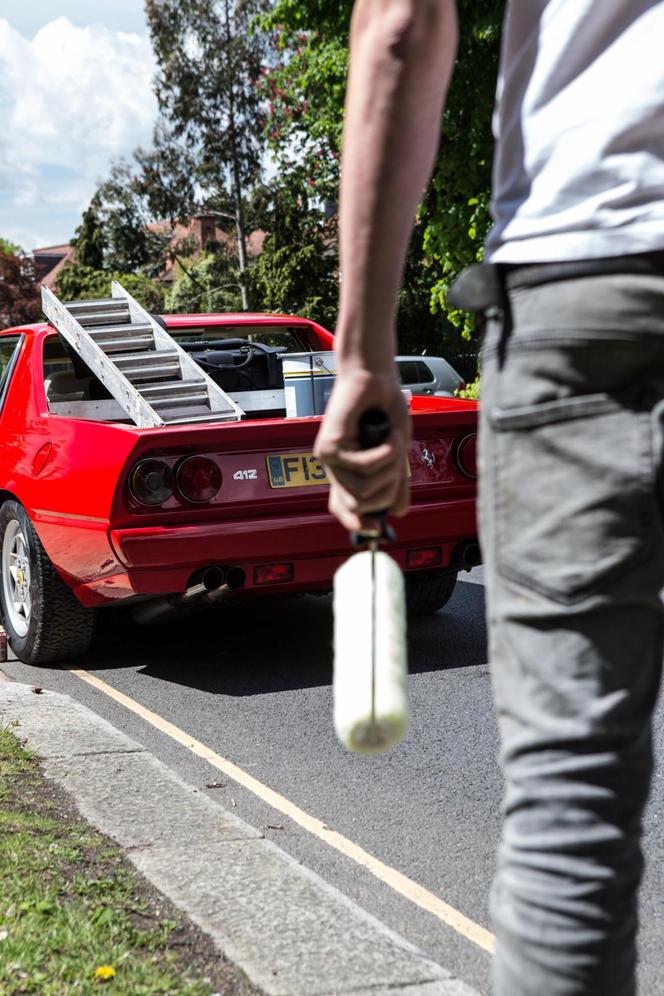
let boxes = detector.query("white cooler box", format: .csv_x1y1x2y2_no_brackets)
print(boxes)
281,351,337,417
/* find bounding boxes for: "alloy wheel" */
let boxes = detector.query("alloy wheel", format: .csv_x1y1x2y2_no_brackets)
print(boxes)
2,518,32,638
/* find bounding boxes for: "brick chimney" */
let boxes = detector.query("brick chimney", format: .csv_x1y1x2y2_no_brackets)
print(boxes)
195,214,217,247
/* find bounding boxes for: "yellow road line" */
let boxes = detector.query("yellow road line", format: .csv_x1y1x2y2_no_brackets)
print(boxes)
71,668,495,955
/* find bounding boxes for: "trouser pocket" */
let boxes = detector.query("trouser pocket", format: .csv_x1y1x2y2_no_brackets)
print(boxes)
488,394,655,603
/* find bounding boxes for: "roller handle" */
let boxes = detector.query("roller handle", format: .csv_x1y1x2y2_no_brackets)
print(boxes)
351,409,395,546
358,408,391,450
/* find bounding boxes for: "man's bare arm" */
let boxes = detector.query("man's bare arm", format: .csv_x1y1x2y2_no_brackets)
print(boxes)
337,0,458,370
315,0,458,530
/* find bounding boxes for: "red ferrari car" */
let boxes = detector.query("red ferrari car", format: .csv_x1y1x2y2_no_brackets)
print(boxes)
0,288,479,665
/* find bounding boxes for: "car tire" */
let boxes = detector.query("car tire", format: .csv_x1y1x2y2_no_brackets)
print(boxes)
405,570,458,616
0,500,95,665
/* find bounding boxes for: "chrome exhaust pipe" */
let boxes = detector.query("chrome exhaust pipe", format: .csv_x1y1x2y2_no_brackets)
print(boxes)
460,542,482,570
204,567,247,604
181,566,226,603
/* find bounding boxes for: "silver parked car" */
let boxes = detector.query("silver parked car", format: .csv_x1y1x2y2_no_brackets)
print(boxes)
395,355,465,397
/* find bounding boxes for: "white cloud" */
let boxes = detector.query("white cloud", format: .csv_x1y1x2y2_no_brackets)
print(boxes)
0,17,157,249
2,1,148,40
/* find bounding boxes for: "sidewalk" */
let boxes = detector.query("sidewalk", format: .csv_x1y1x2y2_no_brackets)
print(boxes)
0,677,480,996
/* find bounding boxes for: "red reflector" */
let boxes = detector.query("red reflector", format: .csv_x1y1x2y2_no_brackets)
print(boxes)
456,433,478,479
407,547,442,569
254,563,294,586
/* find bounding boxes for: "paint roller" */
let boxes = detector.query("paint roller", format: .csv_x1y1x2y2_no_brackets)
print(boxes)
333,409,409,755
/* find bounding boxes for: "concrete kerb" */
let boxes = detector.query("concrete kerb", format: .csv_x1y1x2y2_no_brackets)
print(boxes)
0,681,481,996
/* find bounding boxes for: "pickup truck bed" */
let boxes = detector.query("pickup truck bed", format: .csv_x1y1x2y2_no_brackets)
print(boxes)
0,312,478,664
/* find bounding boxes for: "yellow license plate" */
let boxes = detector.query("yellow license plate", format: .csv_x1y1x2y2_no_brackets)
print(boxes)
266,452,330,488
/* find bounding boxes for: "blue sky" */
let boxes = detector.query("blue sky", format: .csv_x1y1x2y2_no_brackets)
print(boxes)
0,3,157,251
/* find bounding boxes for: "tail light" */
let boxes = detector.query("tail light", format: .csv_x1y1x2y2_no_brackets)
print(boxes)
176,456,222,503
456,433,477,479
128,459,175,506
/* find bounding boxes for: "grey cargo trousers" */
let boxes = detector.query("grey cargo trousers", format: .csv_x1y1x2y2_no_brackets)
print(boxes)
479,273,664,996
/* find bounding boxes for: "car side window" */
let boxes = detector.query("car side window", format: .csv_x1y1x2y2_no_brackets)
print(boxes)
0,336,23,415
397,360,420,384
42,334,111,404
416,361,435,383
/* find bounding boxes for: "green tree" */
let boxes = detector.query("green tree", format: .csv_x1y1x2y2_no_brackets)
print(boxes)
64,142,197,300
251,181,338,326
424,2,504,337
133,128,199,254
66,143,242,315
0,238,22,256
145,0,269,309
166,242,245,314
262,0,504,350
396,225,457,356
72,193,105,270
93,159,171,275
55,265,165,313
259,2,350,202
59,174,167,313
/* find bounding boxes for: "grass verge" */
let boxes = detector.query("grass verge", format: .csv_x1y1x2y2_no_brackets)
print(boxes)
0,723,260,996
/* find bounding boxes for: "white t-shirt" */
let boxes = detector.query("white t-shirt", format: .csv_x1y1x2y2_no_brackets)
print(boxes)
485,0,664,263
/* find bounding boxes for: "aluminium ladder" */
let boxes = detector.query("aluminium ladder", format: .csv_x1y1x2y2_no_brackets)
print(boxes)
41,281,245,427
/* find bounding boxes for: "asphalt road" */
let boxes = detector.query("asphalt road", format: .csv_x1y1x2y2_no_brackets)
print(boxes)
4,572,664,995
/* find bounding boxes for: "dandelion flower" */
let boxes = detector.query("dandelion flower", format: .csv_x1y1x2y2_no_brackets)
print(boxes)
95,965,116,981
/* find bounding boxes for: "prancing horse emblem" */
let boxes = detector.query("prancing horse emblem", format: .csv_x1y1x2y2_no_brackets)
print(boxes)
421,447,435,469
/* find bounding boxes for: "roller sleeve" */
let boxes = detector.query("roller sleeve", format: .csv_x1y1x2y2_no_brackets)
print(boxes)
333,550,409,755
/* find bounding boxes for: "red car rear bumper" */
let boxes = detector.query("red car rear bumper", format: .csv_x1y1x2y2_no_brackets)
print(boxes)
108,498,478,597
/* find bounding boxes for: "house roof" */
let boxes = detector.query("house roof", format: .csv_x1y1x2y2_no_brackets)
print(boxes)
34,245,76,289
31,215,267,289
33,243,74,256
149,217,266,283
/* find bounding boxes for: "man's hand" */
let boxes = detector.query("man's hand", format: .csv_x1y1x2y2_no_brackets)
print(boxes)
314,365,411,532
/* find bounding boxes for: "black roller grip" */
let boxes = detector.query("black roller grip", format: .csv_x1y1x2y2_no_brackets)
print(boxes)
358,408,391,450
351,408,395,546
